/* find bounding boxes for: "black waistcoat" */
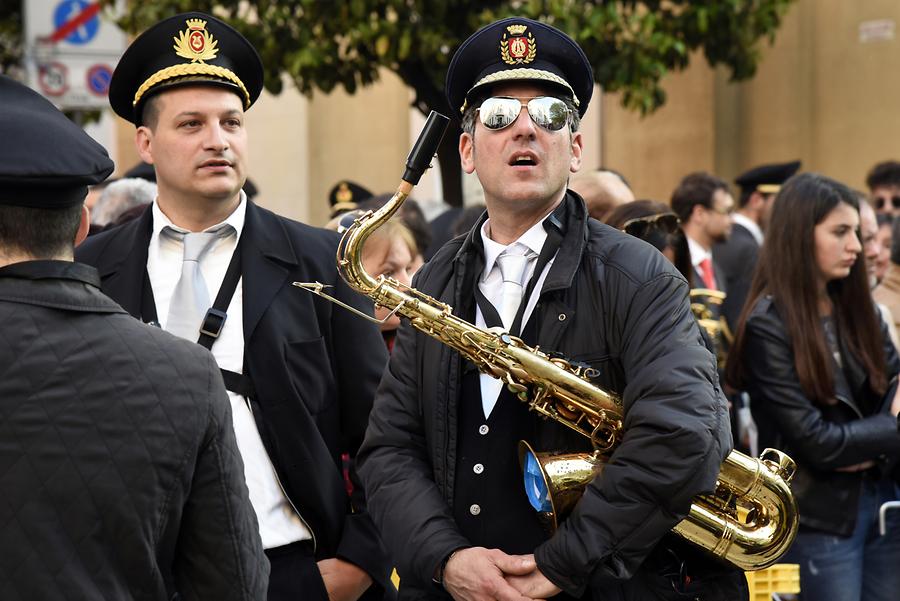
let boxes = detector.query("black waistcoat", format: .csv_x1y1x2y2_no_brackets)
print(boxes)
452,314,548,553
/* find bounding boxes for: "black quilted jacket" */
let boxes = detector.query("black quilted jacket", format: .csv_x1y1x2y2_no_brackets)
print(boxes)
359,193,744,600
0,261,268,601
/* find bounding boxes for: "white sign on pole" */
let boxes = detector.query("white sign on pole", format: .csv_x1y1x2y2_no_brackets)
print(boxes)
24,0,126,110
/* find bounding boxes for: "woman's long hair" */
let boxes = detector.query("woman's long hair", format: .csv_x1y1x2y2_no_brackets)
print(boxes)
726,173,887,404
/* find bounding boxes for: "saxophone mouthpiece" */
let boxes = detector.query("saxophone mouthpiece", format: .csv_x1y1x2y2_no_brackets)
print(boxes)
402,111,450,185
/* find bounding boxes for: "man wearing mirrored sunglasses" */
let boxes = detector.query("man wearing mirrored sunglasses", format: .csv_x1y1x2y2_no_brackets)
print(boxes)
358,16,743,601
866,160,900,218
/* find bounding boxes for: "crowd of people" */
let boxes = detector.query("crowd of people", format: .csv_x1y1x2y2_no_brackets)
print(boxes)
1,10,899,601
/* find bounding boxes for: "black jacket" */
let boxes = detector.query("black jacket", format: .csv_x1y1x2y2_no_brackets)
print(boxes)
0,261,267,600
358,193,737,599
713,223,759,331
75,202,392,592
741,296,900,536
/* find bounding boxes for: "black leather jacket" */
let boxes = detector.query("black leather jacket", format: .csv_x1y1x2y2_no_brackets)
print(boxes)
741,296,900,536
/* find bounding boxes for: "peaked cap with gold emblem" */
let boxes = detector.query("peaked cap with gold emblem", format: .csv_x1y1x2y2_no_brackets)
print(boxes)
734,160,802,197
108,12,264,124
445,17,593,118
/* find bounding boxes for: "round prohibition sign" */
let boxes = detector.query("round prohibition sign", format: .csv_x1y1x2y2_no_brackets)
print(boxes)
39,62,69,97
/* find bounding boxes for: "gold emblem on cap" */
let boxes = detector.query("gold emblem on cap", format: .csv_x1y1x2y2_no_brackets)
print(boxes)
500,24,536,65
336,182,353,203
133,18,250,110
174,18,219,63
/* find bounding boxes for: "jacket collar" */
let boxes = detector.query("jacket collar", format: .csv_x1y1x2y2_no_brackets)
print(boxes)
454,190,587,293
0,260,124,313
91,201,301,339
240,201,300,338
0,259,101,286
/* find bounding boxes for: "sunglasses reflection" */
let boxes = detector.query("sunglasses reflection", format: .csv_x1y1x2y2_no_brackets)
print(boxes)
477,96,571,132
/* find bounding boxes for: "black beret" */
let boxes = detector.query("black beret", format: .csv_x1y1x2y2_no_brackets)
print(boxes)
124,161,156,182
109,12,264,124
0,75,114,208
328,180,373,217
735,160,802,195
446,17,593,117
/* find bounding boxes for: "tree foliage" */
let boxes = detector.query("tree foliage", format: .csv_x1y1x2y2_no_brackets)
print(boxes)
111,0,796,203
0,1,24,77
115,0,794,115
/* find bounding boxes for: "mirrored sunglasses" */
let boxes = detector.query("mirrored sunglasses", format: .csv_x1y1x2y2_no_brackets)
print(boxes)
874,195,900,211
477,96,571,132
621,212,681,239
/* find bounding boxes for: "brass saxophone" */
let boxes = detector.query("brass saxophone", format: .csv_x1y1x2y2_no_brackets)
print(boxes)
295,112,798,571
690,288,734,369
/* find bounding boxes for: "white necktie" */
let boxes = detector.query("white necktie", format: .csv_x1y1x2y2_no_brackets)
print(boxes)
495,248,535,332
481,246,536,419
163,225,234,340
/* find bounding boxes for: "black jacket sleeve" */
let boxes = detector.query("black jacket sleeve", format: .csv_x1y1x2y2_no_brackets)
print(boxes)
535,272,730,596
743,308,900,471
175,353,269,601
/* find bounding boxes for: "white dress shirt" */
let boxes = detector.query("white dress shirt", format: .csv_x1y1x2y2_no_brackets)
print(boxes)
476,213,556,418
687,235,712,272
148,193,311,548
731,212,764,246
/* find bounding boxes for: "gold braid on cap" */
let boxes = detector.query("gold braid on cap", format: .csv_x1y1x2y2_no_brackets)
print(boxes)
460,68,579,113
132,64,250,109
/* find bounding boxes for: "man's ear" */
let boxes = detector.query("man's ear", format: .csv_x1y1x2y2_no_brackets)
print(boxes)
74,205,90,248
135,126,154,165
459,132,476,175
569,131,583,173
690,203,707,224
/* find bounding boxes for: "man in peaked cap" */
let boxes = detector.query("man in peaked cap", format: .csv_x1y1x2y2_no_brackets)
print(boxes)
0,74,268,599
329,179,374,219
714,160,800,330
359,17,743,601
76,13,391,601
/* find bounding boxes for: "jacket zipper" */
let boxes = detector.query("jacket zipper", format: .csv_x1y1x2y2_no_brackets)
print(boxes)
244,397,317,552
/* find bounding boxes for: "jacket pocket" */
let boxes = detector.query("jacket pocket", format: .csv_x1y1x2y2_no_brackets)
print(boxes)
283,336,336,414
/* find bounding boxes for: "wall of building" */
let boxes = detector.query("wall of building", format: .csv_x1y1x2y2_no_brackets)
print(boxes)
602,0,900,202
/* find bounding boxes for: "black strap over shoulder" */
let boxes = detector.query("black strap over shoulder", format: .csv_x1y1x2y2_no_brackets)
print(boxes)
140,237,255,398
473,209,565,337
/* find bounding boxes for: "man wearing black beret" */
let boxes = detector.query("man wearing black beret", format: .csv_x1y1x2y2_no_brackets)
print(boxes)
358,17,745,601
0,74,267,599
75,12,391,601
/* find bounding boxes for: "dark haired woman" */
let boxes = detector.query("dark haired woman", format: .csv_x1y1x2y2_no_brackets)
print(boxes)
727,173,900,601
605,200,693,285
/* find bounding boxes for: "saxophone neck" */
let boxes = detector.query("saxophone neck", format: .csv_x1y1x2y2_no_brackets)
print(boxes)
338,181,413,295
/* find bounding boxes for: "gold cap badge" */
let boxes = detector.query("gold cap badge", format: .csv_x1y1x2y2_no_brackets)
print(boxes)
132,18,249,110
500,24,536,65
335,182,353,204
174,18,219,63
